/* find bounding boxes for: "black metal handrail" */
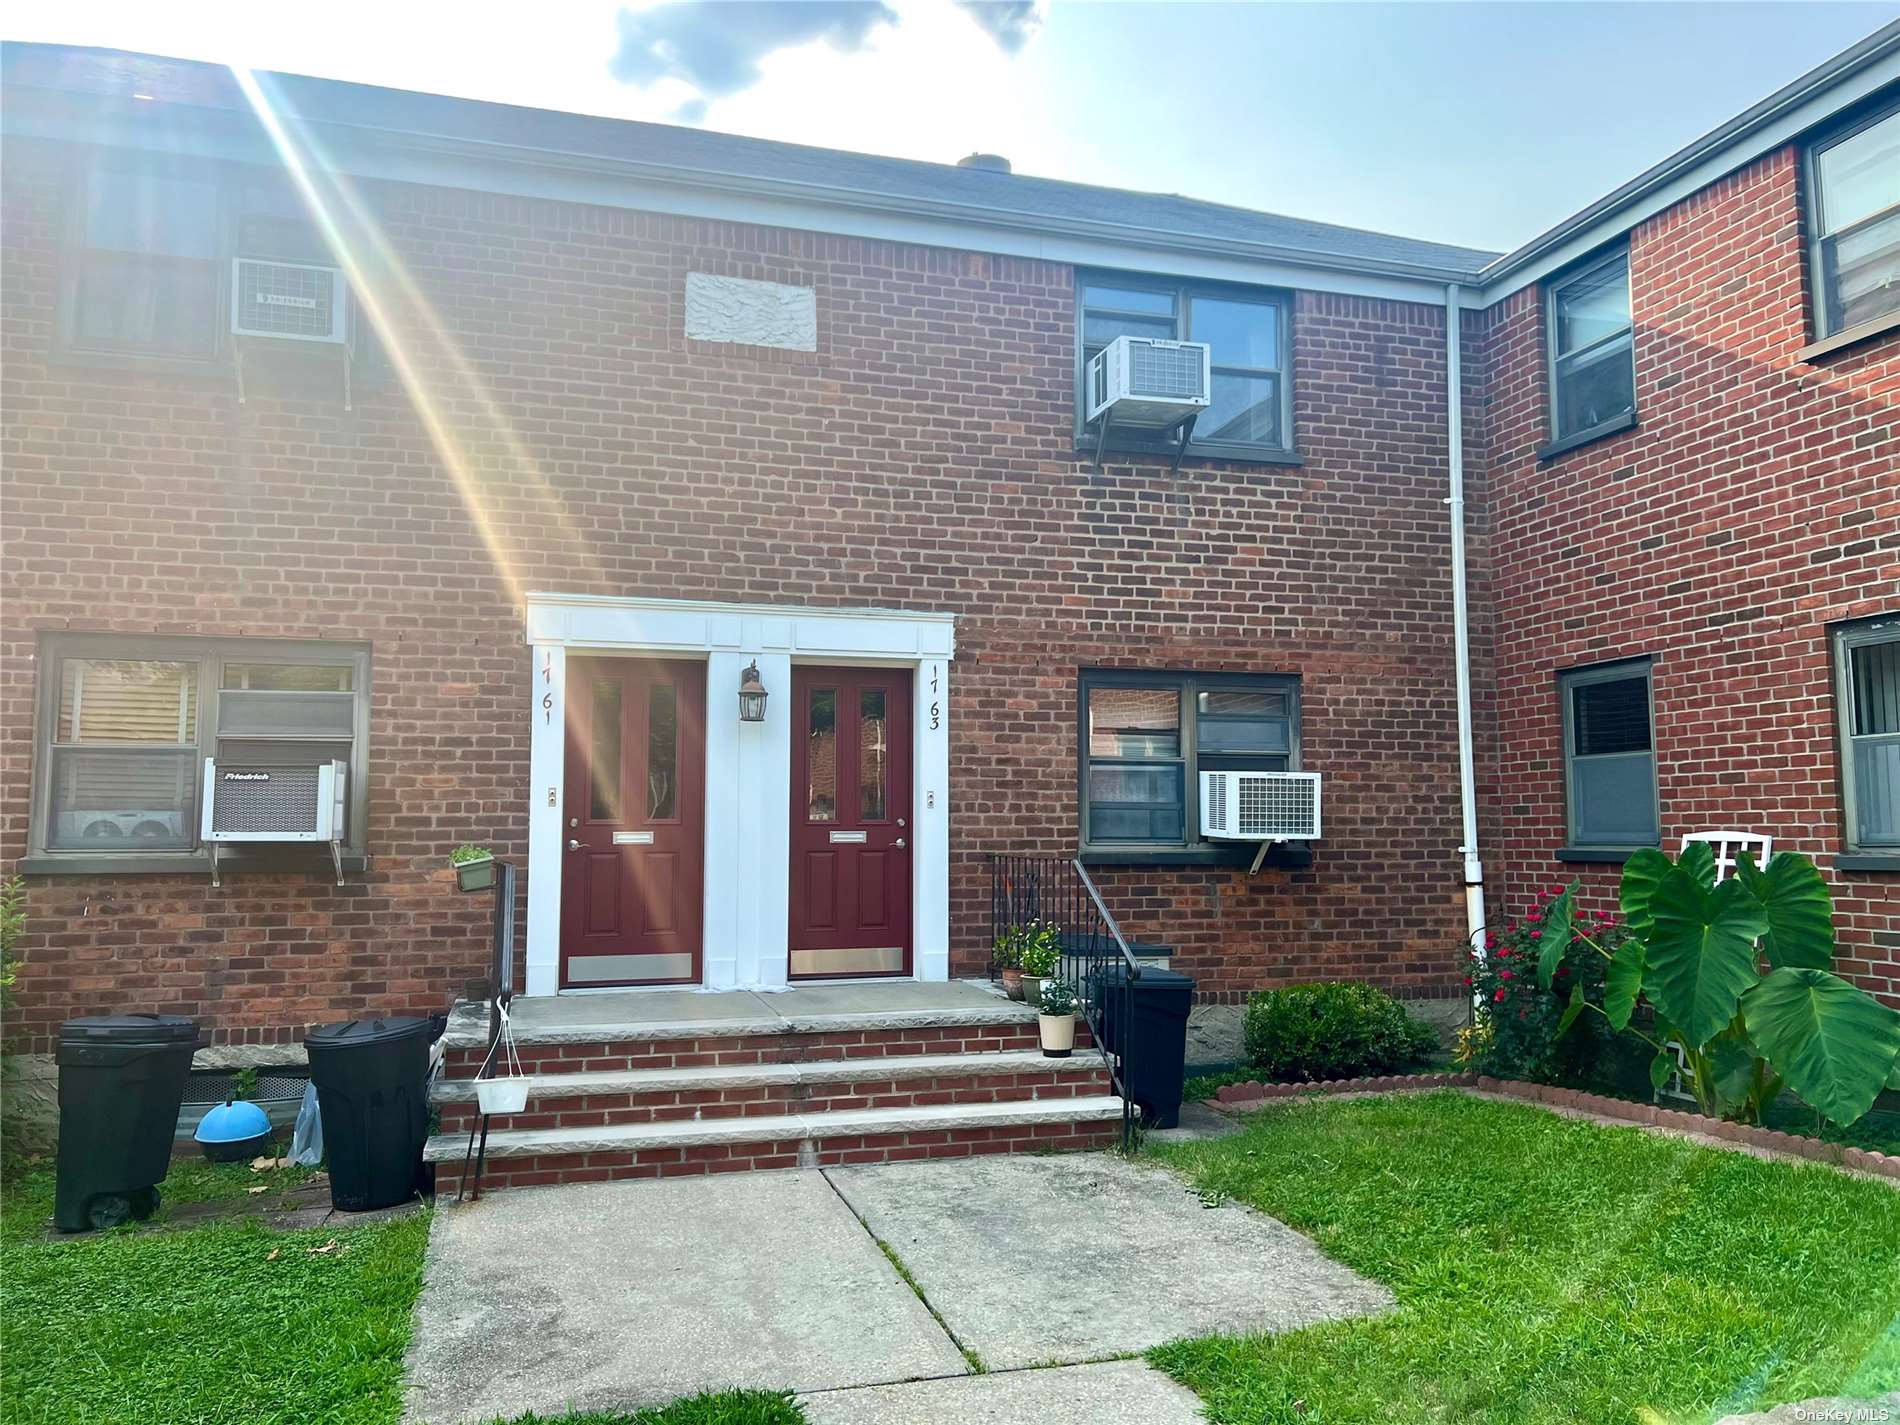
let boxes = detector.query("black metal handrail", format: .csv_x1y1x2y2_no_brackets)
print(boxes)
460,858,517,1202
988,853,1142,1145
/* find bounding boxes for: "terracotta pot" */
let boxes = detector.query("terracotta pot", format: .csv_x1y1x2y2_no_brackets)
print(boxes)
1039,1012,1075,1058
1001,967,1024,1000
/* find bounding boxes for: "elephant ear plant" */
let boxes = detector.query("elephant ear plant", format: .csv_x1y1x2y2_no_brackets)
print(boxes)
1539,845,1900,1128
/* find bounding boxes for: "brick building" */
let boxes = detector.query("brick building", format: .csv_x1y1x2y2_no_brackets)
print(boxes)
2,30,1896,1083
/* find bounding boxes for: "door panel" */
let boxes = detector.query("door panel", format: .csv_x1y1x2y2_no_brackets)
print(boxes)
790,666,912,978
561,657,705,987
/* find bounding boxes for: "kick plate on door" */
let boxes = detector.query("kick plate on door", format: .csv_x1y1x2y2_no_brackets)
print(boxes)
828,830,867,843
612,831,655,845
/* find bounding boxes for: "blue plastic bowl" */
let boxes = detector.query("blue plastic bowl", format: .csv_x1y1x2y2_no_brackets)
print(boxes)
194,1097,273,1163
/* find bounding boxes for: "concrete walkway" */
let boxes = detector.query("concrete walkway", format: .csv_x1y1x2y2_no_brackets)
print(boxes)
403,1153,1392,1423
800,1359,1206,1424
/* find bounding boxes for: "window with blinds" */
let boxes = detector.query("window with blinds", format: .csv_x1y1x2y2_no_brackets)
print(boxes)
30,634,370,868
1834,617,1900,851
1560,659,1658,850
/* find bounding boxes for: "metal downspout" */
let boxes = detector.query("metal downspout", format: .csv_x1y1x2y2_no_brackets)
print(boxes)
1445,284,1486,973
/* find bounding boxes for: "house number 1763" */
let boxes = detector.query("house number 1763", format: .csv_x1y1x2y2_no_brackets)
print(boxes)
929,665,941,730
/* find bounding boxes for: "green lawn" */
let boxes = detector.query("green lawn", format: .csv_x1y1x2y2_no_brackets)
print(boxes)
1146,1092,1900,1425
0,1157,428,1425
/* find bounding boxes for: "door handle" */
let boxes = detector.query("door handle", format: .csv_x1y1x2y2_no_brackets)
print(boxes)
567,839,582,851
894,838,907,848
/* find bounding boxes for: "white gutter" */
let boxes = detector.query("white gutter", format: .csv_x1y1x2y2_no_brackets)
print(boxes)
1444,283,1486,968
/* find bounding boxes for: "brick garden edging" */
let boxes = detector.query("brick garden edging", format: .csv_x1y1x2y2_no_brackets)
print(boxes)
1211,1072,1900,1183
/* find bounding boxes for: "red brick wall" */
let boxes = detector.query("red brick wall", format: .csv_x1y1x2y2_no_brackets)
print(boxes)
1470,145,1900,1005
1,134,1475,1049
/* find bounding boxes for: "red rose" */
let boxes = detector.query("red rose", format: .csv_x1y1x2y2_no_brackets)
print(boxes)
1493,989,1507,1003
1529,930,1542,940
1499,969,1514,980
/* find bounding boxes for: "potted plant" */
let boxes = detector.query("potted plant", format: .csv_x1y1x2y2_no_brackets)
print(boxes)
1037,977,1078,1058
993,924,1025,999
1019,920,1061,1011
450,844,495,893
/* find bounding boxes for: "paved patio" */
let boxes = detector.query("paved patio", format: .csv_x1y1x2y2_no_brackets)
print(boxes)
403,1152,1392,1423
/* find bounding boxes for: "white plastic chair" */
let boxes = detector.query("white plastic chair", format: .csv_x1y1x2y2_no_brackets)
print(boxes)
1678,830,1772,883
1657,831,1773,1101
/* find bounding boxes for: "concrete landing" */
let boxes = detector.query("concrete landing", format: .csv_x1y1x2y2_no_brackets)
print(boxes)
441,978,1029,1048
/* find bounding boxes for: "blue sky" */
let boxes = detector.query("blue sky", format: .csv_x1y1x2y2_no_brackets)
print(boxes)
9,1,1898,251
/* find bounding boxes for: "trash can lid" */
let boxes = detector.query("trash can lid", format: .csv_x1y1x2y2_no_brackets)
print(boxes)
1130,968,1195,989
59,1014,199,1046
305,1016,432,1049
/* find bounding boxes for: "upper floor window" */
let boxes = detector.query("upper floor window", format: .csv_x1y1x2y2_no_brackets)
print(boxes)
1078,669,1299,860
1807,100,1900,342
1832,616,1900,853
27,633,371,873
61,151,344,369
1546,249,1635,449
1076,274,1292,459
1559,658,1658,853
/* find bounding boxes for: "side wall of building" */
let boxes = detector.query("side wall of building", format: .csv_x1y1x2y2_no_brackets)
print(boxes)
1472,144,1900,1003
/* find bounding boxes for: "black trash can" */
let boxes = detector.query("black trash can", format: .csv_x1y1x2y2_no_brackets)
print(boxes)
54,1014,199,1232
1094,966,1195,1129
304,1016,431,1211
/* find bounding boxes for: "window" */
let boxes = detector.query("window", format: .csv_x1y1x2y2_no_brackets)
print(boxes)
1546,249,1635,447
1559,660,1658,852
27,634,370,872
1076,274,1292,457
1833,616,1900,853
61,150,345,368
1078,670,1299,858
1806,100,1900,341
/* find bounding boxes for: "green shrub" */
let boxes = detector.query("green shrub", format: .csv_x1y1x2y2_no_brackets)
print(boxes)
1242,981,1438,1082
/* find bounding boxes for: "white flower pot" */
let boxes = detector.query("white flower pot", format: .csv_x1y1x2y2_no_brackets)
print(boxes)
476,1077,531,1114
1038,1012,1075,1058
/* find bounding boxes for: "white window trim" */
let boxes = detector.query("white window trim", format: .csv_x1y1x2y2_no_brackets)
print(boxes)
523,593,955,996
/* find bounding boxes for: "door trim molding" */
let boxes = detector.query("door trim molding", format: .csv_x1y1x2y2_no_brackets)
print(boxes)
524,593,955,995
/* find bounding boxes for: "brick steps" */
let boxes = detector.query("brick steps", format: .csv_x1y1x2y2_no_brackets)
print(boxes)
428,1096,1127,1191
429,998,1123,1191
432,1048,1110,1131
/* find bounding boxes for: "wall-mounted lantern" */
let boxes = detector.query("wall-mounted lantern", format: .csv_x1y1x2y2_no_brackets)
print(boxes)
738,660,769,723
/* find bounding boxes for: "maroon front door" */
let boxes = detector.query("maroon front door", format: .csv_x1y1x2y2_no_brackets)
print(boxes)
790,666,913,978
561,657,705,987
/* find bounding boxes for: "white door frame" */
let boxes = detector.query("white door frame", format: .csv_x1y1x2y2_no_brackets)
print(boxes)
523,593,955,995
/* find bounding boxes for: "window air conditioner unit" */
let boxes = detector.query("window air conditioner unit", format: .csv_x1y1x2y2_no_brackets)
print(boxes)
1086,335,1211,430
231,258,348,344
200,758,348,886
1201,770,1321,870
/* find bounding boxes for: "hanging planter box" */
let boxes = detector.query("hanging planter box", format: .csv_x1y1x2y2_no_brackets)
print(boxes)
476,1076,530,1114
453,853,496,893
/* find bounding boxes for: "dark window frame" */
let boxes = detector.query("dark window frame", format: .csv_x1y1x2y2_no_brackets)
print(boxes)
1077,668,1302,864
1558,657,1659,855
1073,271,1298,464
1543,245,1637,451
1803,94,1900,347
54,147,360,377
25,632,372,875
1831,613,1900,855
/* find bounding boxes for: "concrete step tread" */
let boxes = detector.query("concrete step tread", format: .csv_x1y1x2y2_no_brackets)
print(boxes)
442,1002,1041,1051
422,1094,1126,1161
431,1048,1109,1104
